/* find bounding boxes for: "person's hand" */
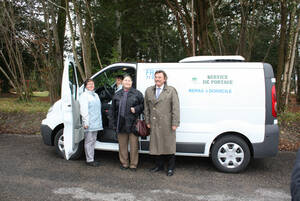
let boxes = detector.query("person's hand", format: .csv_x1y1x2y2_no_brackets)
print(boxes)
130,107,135,113
147,124,150,128
172,126,177,131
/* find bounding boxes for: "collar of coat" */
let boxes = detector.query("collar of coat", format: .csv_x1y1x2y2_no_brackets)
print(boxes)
152,84,169,92
150,84,171,103
116,87,136,96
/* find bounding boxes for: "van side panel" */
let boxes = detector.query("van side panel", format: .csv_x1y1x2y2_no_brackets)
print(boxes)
252,63,279,158
137,63,267,157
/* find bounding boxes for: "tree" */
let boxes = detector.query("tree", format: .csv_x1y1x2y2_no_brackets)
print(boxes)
296,48,300,102
120,0,185,62
277,0,300,112
165,0,210,56
37,0,67,103
91,0,185,65
0,0,33,101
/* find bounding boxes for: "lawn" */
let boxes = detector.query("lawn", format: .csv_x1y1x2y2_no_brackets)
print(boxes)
0,91,51,113
0,93,51,134
0,97,51,113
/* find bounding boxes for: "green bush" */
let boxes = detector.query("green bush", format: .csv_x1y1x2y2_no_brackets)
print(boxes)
278,111,300,126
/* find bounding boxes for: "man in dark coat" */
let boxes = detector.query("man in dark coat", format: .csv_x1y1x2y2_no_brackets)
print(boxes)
144,70,180,176
291,148,300,201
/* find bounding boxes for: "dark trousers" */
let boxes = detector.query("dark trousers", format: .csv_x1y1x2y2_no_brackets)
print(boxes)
155,154,175,170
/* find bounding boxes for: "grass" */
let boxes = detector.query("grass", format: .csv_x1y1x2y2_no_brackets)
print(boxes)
0,97,51,113
278,111,300,126
32,91,49,97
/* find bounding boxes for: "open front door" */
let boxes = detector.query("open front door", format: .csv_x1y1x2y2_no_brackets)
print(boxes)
61,58,83,160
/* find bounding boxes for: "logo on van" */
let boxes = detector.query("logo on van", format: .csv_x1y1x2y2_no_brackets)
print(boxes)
146,69,155,80
203,74,233,85
189,74,233,94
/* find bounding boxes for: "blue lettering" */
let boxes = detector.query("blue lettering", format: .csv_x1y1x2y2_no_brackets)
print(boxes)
146,69,155,80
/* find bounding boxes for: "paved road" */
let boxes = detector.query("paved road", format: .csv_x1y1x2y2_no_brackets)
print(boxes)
0,134,296,201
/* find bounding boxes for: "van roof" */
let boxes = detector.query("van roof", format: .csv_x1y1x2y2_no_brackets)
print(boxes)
179,56,245,63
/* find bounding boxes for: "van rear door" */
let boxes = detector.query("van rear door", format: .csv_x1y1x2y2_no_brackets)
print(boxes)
61,58,83,160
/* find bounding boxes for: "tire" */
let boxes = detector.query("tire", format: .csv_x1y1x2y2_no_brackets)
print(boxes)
211,135,250,173
54,128,84,160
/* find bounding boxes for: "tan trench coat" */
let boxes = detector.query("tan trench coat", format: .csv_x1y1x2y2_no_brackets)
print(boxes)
144,85,180,155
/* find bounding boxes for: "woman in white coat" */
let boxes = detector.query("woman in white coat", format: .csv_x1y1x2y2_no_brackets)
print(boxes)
79,79,103,167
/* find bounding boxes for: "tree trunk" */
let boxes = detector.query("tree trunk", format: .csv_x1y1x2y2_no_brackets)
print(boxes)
297,53,300,103
155,26,162,62
196,0,209,55
39,0,67,103
84,0,103,69
245,0,259,61
165,0,191,56
115,0,122,61
209,0,224,55
84,0,92,78
0,1,31,101
165,0,210,56
236,0,249,59
72,0,92,79
66,0,85,81
57,0,67,60
281,1,297,111
284,14,300,108
276,0,287,112
51,4,64,102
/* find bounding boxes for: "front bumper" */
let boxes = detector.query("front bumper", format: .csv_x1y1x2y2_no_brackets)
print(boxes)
40,124,53,146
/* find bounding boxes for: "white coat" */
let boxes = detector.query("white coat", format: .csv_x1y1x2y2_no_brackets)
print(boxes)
79,90,103,131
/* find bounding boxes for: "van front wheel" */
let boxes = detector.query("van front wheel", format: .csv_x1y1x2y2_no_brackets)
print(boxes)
54,128,84,160
211,135,250,173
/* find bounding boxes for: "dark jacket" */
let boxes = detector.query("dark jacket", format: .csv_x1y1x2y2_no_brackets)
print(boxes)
291,148,300,201
110,88,144,134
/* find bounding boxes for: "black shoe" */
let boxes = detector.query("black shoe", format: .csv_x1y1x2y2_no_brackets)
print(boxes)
120,165,129,170
150,166,164,173
86,161,100,167
130,168,137,172
167,169,174,176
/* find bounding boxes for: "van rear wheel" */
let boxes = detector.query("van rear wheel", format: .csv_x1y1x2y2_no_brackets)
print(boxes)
54,128,84,160
211,135,250,173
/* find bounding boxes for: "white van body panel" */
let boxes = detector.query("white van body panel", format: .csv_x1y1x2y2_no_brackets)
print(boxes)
41,100,63,130
136,63,265,156
94,141,119,151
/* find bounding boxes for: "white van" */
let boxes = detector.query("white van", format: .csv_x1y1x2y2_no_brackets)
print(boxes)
41,56,279,173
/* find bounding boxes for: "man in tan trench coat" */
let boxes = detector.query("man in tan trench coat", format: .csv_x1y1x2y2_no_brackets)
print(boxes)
144,70,180,176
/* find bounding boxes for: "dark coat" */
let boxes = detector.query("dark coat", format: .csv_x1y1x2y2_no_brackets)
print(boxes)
110,88,144,134
144,84,180,155
291,148,300,201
